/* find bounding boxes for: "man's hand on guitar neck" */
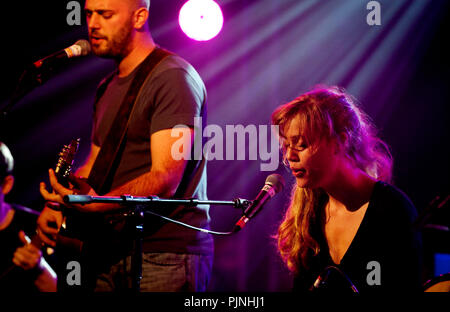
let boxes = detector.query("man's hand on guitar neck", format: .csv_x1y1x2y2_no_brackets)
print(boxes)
40,168,93,204
40,168,99,210
40,168,118,213
38,168,98,246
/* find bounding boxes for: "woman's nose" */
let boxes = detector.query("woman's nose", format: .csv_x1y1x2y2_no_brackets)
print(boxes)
286,146,299,162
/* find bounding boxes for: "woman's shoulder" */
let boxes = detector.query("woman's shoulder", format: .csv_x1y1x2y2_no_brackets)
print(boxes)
371,181,418,222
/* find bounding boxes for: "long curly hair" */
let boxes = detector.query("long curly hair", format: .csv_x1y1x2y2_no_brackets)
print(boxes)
271,86,393,273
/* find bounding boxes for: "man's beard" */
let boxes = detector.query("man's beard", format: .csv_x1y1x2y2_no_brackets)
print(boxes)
90,19,134,60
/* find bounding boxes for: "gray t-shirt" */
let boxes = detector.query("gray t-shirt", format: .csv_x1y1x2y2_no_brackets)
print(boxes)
91,52,213,256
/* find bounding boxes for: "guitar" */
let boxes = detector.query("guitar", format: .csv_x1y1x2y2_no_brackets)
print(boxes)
54,139,79,189
51,138,86,253
49,139,129,290
52,139,131,259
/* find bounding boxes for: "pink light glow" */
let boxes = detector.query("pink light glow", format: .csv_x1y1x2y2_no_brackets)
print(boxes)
179,0,224,41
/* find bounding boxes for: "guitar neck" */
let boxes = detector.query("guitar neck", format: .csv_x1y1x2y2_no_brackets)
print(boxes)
30,234,43,248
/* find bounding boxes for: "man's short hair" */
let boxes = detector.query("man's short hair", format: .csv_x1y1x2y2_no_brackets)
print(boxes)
136,0,150,10
0,142,14,182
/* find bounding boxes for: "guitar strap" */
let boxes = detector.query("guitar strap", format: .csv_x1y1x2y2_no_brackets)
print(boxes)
87,47,172,195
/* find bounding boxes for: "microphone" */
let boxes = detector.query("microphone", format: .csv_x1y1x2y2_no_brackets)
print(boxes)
33,39,91,70
233,174,285,232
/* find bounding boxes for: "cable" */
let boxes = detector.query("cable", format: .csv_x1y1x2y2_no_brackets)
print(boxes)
144,210,235,236
327,265,359,293
311,265,359,293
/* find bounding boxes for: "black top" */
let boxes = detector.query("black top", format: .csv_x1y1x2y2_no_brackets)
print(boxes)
0,205,39,292
293,181,423,293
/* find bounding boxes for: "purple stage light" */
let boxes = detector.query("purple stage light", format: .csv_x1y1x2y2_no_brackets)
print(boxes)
179,0,224,41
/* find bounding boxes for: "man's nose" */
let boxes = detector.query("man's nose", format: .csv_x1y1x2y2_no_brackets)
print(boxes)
87,13,100,29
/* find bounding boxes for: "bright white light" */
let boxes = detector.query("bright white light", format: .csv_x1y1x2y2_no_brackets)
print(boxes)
179,0,224,41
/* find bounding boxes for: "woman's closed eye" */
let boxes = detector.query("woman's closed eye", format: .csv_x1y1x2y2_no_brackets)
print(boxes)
283,143,307,152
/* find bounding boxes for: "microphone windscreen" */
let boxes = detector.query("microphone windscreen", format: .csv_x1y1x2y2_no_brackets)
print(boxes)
74,39,91,56
265,174,285,194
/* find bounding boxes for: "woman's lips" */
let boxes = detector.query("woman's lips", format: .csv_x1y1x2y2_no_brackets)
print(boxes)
292,168,306,178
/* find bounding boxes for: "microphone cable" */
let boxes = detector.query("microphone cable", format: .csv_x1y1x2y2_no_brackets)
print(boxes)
310,265,359,293
144,210,235,236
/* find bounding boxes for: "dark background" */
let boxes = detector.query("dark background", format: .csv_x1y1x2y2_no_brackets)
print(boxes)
0,0,449,291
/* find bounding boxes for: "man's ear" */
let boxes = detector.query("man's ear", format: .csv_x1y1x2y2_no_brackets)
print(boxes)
133,7,149,30
1,175,14,195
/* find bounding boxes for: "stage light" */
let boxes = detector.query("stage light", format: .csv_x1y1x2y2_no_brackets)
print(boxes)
179,0,224,41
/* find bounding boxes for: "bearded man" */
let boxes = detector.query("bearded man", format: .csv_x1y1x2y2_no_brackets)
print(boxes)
37,0,212,292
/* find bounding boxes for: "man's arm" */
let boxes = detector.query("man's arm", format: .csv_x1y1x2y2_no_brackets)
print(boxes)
75,143,100,178
108,127,192,198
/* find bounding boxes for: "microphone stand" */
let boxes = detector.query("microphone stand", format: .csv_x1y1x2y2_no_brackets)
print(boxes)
413,194,450,231
1,55,70,125
1,66,43,119
1,67,47,141
64,194,251,292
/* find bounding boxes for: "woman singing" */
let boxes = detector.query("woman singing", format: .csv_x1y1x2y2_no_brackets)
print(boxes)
272,86,422,292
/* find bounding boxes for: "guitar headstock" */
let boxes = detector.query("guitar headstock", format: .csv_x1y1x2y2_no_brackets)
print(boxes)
54,138,80,186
